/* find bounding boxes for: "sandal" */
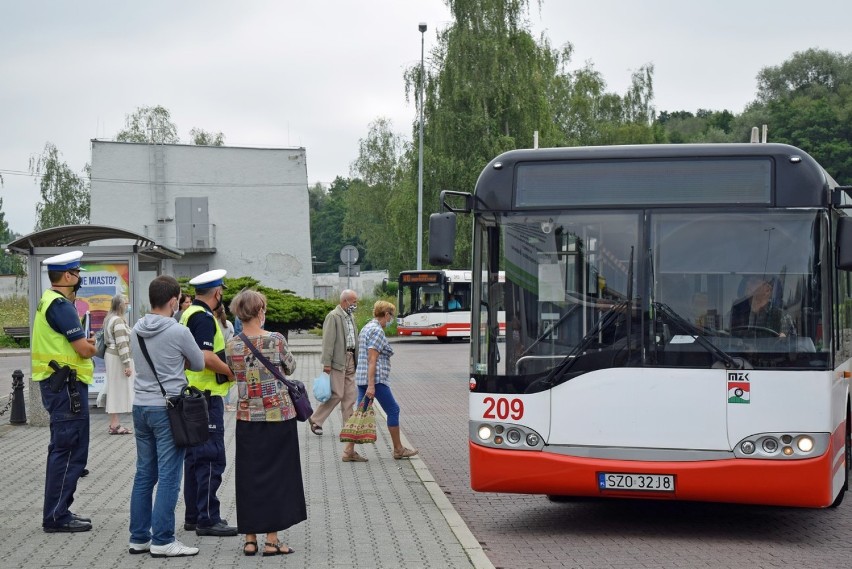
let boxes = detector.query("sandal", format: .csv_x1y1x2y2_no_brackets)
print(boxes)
342,451,368,463
243,541,258,556
393,447,419,460
108,425,132,435
309,420,323,436
263,542,295,556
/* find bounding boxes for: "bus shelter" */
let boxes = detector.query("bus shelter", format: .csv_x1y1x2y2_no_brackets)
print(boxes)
5,225,182,422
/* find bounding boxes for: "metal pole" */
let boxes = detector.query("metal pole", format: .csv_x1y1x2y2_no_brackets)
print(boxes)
417,22,427,270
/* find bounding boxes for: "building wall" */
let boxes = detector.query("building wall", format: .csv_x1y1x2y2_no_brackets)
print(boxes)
313,270,389,301
89,141,313,296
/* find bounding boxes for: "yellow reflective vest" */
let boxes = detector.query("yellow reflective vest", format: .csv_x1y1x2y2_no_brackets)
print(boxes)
31,289,94,385
180,304,229,396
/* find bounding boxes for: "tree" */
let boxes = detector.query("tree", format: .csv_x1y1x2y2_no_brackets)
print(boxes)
309,177,368,272
189,128,225,146
115,105,180,144
401,0,567,270
0,174,24,274
345,119,413,275
29,142,90,230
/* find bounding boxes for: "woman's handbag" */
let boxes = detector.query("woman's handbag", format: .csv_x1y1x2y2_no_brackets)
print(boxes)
137,337,209,448
339,396,377,444
240,333,313,422
312,372,331,403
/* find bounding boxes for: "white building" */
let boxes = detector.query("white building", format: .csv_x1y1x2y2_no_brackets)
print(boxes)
89,140,313,297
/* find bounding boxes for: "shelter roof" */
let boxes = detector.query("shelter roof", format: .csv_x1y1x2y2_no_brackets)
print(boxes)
4,224,183,261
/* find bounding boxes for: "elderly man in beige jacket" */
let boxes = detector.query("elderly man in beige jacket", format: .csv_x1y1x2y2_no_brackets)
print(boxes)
310,290,365,460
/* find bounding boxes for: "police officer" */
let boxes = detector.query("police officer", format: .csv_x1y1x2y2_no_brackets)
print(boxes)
32,251,97,533
180,269,237,537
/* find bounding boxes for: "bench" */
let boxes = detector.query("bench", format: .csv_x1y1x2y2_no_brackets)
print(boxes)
3,326,30,340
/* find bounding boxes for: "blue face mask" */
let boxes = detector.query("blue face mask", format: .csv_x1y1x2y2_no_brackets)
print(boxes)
383,317,393,328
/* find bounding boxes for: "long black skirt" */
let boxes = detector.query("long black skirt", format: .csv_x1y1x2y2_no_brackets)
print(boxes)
235,419,307,534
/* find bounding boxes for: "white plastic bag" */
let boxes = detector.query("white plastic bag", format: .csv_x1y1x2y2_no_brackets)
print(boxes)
312,372,331,403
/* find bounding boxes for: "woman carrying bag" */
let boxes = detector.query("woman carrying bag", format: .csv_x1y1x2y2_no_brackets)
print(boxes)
225,290,306,557
354,300,418,461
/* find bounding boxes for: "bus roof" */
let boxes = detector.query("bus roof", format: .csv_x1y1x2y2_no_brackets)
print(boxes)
473,143,837,212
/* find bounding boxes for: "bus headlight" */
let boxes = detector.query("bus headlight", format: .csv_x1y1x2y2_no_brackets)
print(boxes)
477,425,493,441
506,429,522,444
796,436,814,453
526,433,540,447
741,441,755,454
762,438,779,453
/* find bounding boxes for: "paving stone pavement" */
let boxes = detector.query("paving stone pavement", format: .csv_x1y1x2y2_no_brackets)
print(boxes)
0,339,483,569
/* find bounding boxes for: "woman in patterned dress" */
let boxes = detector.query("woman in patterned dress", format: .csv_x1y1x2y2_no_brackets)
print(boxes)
225,290,306,557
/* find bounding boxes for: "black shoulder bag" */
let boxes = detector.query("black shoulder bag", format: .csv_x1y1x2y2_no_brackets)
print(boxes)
240,333,312,422
137,337,209,447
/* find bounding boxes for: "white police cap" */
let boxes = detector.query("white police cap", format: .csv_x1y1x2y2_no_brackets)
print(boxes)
42,250,86,272
189,269,227,290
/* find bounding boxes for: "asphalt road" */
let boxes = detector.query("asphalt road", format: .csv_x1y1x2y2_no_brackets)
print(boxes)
388,339,852,569
4,343,852,568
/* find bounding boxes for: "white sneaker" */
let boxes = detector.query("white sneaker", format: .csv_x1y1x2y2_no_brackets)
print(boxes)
128,541,151,554
150,540,199,558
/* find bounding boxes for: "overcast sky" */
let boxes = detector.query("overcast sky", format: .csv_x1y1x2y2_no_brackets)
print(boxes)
2,0,850,236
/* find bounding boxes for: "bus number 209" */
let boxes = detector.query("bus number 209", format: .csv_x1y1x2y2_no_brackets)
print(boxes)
482,397,524,420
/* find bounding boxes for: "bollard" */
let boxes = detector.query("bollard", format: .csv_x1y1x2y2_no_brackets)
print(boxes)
10,369,26,424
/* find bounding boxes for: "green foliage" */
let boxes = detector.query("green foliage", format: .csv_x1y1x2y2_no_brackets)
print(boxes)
30,142,90,230
116,105,180,143
190,128,225,146
217,276,333,334
345,119,414,275
731,49,852,183
657,109,737,143
374,280,397,297
310,177,369,271
0,174,25,274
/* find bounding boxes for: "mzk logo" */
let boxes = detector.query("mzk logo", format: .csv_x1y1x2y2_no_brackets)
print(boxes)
727,371,750,404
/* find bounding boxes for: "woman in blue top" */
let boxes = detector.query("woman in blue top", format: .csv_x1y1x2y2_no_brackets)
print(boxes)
354,300,418,460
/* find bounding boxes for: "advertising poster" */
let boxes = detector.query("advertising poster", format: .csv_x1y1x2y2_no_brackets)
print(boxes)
41,263,130,397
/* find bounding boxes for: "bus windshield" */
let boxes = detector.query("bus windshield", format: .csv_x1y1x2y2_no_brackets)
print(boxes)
474,210,830,379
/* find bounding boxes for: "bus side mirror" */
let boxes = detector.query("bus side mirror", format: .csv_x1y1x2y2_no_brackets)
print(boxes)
429,212,456,266
838,217,852,270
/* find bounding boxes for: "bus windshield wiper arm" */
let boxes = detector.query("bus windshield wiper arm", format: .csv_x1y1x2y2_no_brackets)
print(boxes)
543,299,629,385
653,301,746,370
518,302,581,358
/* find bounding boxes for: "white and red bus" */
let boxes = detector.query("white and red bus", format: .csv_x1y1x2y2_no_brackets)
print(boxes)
397,270,505,342
429,143,852,508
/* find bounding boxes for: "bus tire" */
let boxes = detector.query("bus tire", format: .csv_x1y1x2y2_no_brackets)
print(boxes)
830,405,851,509
437,336,452,343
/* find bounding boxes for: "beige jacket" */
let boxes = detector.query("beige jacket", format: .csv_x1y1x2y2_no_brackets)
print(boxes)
321,305,358,372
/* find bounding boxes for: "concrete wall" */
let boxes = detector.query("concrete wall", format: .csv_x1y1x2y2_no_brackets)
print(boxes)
313,270,389,300
0,275,27,298
89,141,313,297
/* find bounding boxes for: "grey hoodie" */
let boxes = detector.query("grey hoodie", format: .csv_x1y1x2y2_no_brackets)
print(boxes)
131,314,205,407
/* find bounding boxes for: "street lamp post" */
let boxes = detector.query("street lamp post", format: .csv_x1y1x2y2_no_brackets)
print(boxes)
417,22,427,270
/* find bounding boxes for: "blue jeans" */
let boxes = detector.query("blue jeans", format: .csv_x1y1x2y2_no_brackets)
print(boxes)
357,383,401,427
129,405,185,546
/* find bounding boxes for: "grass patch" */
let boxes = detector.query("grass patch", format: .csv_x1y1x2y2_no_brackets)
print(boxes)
0,295,30,347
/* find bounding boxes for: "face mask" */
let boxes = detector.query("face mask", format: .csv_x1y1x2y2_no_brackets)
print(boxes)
383,317,393,328
72,274,82,294
346,303,357,315
171,299,180,318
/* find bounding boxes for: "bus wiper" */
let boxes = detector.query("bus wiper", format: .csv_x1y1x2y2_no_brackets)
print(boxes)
653,301,747,370
543,299,629,386
518,302,581,358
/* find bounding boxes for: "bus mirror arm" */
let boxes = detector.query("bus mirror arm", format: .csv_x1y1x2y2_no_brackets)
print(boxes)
831,186,852,208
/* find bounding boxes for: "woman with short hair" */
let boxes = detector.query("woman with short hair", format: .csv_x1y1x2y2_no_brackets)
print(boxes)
355,300,418,460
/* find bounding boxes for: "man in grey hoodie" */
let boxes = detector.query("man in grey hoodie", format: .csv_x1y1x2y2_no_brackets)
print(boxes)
127,276,206,558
